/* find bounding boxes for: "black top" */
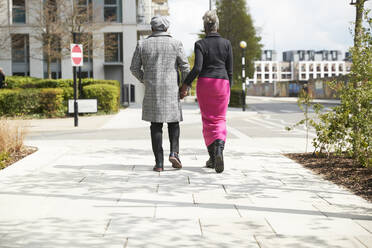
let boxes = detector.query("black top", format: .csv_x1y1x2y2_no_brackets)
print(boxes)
184,33,233,86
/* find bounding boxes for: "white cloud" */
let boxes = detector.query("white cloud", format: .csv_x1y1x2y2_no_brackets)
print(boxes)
168,0,372,57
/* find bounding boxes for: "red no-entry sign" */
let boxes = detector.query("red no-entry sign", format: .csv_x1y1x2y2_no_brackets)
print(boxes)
71,44,83,67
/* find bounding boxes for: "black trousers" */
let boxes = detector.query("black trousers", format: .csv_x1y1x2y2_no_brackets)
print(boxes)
150,122,180,164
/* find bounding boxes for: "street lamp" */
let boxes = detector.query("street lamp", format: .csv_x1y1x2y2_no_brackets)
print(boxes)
240,41,247,111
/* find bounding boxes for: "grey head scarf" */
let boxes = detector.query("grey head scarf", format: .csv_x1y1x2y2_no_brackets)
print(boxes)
150,16,170,32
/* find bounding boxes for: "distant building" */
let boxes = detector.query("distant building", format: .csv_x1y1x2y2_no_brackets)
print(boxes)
0,0,169,104
251,49,352,84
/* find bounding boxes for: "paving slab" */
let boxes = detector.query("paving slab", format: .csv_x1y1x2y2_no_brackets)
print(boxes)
255,235,367,248
0,105,371,247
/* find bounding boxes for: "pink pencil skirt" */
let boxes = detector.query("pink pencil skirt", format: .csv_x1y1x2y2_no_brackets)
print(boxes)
196,77,230,147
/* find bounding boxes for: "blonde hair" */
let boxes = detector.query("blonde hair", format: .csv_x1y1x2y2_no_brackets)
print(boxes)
203,10,219,34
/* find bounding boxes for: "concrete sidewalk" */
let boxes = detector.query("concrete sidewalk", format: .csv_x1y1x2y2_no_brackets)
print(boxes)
246,95,341,105
0,105,371,248
184,95,340,105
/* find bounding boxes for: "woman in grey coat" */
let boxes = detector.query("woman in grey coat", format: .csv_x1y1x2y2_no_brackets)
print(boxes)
130,16,190,172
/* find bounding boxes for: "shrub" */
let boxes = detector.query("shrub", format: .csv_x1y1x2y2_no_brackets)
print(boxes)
229,88,243,108
4,76,40,89
55,79,73,88
62,87,74,102
38,88,64,117
83,84,119,113
0,118,26,169
0,88,64,117
287,12,372,167
0,89,40,116
82,78,120,88
1,76,120,116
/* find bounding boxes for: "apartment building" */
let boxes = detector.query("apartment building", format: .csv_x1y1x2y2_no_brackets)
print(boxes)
0,0,169,103
252,50,352,84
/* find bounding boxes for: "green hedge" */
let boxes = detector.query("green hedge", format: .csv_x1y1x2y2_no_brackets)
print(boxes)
83,84,119,113
39,88,64,117
229,88,244,108
4,76,120,89
0,76,121,116
0,88,64,117
81,78,120,88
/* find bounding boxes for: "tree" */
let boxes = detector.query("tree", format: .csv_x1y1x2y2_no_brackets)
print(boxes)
287,9,372,167
350,0,370,159
216,0,262,86
31,0,101,79
1,0,109,79
187,52,197,96
31,0,65,79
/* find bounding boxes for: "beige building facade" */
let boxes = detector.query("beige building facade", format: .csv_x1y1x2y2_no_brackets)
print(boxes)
0,0,169,104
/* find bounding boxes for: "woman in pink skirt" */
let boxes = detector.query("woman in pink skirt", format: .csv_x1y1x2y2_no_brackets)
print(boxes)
181,10,233,173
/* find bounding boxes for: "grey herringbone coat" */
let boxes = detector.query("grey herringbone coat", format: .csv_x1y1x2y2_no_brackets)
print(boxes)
130,32,190,123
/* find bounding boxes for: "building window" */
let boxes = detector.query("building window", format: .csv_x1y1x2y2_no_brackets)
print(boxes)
13,0,26,23
316,73,321,78
76,0,93,23
273,74,277,79
324,74,329,78
309,64,314,72
44,0,58,23
301,74,306,80
257,74,262,80
256,66,261,72
77,33,94,78
104,0,122,22
272,66,277,72
265,74,269,79
324,64,329,72
281,66,290,72
316,64,321,72
339,64,344,72
12,34,29,76
104,33,123,62
309,74,314,79
264,64,269,72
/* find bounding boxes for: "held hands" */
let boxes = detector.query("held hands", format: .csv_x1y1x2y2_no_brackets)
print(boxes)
179,84,190,99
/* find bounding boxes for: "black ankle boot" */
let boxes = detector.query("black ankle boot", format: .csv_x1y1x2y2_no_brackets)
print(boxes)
205,142,215,168
153,152,164,172
214,139,225,173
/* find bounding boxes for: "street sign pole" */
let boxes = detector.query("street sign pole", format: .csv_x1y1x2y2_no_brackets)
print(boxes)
72,33,78,127
242,50,246,112
78,66,82,98
240,41,247,112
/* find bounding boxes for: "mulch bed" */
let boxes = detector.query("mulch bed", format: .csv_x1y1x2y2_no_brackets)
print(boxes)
285,153,372,202
0,146,38,170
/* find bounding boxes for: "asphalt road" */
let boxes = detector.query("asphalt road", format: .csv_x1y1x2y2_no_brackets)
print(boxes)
27,97,338,141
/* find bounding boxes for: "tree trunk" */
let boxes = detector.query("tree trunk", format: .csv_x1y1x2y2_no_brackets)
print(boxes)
353,0,364,50
47,39,52,79
352,0,365,160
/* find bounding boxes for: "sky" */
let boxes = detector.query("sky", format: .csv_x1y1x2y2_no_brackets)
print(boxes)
167,0,372,57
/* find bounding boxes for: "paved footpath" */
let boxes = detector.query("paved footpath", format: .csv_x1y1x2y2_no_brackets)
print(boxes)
0,104,371,248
